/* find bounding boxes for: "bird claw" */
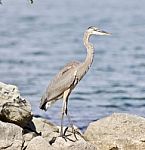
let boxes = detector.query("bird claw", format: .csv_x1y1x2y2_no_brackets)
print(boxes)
69,125,80,141
72,129,79,141
60,126,80,141
61,134,72,142
49,133,73,145
59,130,72,142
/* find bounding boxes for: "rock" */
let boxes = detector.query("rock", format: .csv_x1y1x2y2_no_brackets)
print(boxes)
22,117,59,149
52,137,97,150
25,117,87,149
26,136,54,150
50,126,87,149
22,129,38,149
51,134,84,148
0,120,23,150
63,141,98,150
26,117,59,141
84,113,145,150
0,82,32,127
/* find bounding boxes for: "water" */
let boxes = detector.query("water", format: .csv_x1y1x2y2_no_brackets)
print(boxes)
0,0,145,131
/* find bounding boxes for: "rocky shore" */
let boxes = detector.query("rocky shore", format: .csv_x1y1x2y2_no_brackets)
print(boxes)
0,82,145,150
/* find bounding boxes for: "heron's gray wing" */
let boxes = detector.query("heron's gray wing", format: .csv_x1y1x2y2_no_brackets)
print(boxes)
43,61,80,102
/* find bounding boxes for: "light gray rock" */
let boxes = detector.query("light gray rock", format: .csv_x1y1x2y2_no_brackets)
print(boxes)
22,129,38,150
0,120,23,150
50,126,87,149
52,137,97,150
22,117,55,149
26,117,59,141
0,82,32,127
26,136,54,150
84,113,145,150
25,117,87,149
63,141,97,150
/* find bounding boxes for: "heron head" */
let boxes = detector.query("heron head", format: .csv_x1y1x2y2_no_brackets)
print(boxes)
87,26,111,36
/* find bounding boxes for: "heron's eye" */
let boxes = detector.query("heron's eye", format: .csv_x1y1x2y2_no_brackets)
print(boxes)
88,26,94,29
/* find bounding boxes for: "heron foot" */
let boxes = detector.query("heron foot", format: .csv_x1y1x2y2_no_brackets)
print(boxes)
60,134,76,142
64,126,81,141
72,128,80,141
59,127,78,142
59,133,73,142
69,125,81,141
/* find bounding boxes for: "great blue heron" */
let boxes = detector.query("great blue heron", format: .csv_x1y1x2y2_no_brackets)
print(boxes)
40,26,110,137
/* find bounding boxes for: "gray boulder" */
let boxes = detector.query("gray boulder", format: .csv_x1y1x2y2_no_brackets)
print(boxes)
26,117,59,141
63,141,98,150
0,82,32,127
22,129,38,149
84,113,145,150
52,137,97,150
22,117,59,148
25,117,89,150
0,120,23,150
50,126,90,149
26,136,54,150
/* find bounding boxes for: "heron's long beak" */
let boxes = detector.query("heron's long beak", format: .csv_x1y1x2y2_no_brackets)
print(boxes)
98,30,111,35
101,30,111,35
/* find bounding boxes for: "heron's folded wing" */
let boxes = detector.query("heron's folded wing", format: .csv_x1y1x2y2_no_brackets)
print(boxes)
45,61,80,101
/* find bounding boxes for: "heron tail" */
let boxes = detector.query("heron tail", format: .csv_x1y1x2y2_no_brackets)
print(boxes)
40,93,48,111
40,94,55,111
39,100,47,111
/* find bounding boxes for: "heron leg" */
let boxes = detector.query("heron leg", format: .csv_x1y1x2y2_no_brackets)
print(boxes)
65,99,73,126
60,89,78,141
60,89,70,137
65,94,78,140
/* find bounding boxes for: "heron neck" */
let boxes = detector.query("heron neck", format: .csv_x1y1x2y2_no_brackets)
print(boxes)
76,32,94,81
83,32,94,71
